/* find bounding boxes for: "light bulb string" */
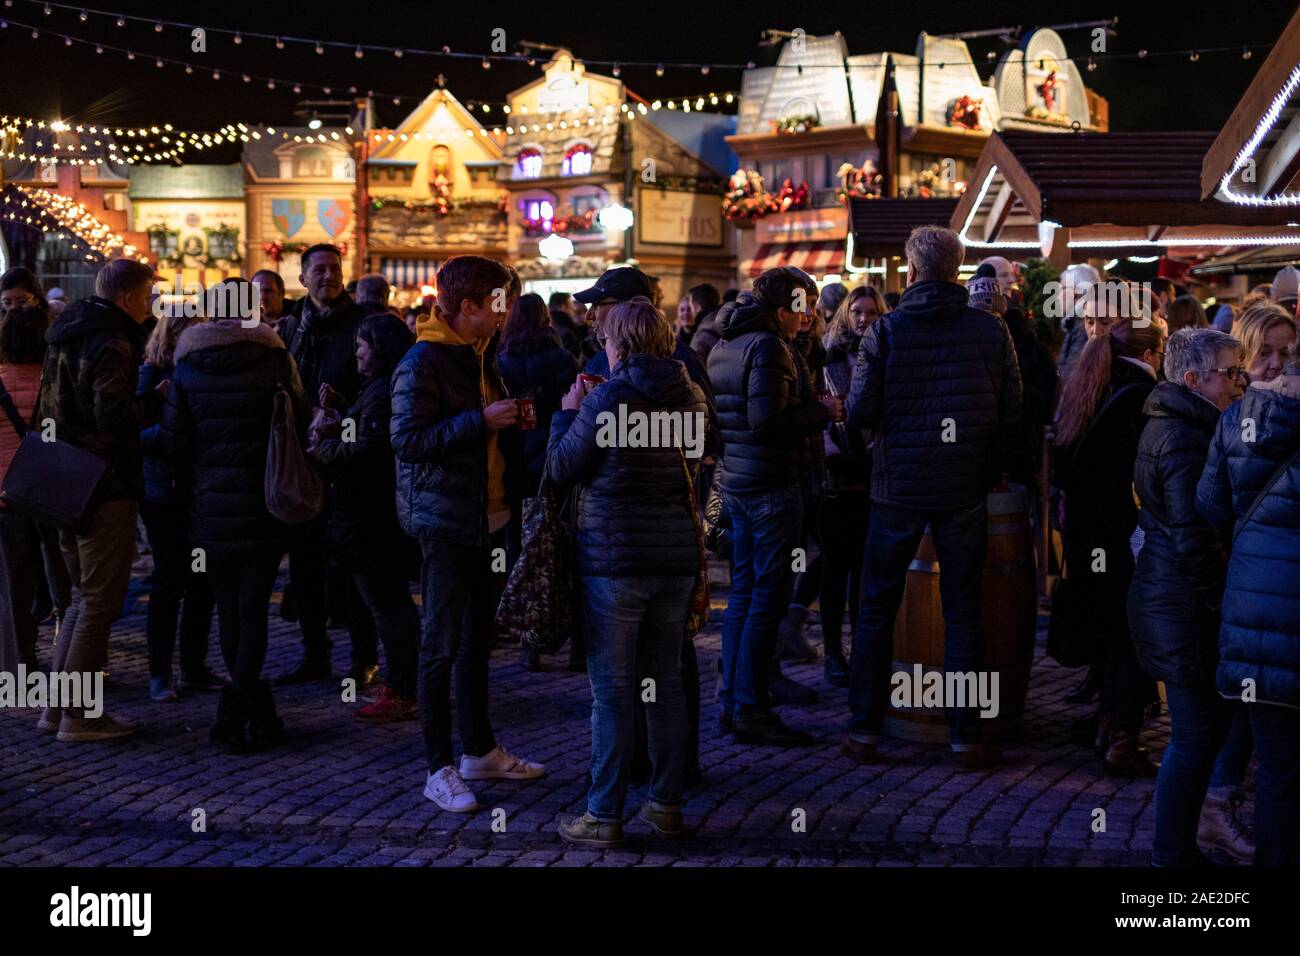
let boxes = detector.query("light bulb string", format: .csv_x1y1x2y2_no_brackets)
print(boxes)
0,1,1276,72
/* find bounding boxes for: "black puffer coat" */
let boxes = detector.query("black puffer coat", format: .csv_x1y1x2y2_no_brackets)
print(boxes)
497,331,579,497
36,297,163,502
313,375,419,577
160,321,306,559
1004,306,1059,489
846,279,1022,510
1197,381,1300,708
690,307,723,362
390,323,522,546
707,293,829,495
1128,382,1228,688
546,353,707,577
278,292,366,408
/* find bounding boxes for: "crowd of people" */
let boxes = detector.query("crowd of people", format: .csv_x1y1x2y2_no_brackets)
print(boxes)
0,226,1297,865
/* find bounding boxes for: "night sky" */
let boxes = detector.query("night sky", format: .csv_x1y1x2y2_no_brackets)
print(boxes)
1,0,1296,157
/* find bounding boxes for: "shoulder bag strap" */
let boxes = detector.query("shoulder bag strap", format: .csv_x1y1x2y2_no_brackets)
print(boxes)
1234,441,1300,544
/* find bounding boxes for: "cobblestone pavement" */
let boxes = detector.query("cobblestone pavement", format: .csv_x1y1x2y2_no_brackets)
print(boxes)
0,555,1193,868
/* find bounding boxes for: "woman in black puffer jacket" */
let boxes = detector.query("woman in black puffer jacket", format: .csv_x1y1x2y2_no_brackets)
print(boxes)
161,280,309,752
313,312,420,723
547,297,706,847
1129,328,1246,867
816,285,883,686
1053,316,1165,776
1197,356,1300,867
498,294,580,495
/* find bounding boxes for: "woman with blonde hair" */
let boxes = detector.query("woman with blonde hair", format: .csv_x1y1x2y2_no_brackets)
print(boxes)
139,305,218,702
1053,318,1166,776
1234,302,1296,383
815,284,885,685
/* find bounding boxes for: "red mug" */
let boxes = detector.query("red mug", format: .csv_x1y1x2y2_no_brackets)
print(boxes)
515,397,537,430
578,373,605,394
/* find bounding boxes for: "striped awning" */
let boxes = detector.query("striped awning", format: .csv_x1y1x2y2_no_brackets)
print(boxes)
380,257,440,289
742,241,845,278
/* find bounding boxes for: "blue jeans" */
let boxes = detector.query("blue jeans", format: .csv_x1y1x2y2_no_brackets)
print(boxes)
1248,703,1300,867
720,485,804,717
1152,683,1233,866
582,574,694,821
847,499,988,746
1210,707,1253,792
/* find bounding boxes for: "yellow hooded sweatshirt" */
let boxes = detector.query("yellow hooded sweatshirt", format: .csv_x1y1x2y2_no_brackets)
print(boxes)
416,311,509,532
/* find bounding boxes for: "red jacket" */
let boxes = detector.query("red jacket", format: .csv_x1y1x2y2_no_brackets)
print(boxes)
0,363,41,507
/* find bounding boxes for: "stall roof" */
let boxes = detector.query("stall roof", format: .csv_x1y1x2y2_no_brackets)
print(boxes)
951,131,1300,258
1201,5,1300,203
849,197,961,258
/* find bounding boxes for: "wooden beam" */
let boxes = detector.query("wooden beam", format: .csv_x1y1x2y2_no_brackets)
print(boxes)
983,181,1014,243
1147,225,1167,241
1201,5,1300,198
1258,110,1300,196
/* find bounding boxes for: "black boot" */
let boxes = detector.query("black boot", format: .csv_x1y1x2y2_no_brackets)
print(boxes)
210,686,248,754
246,679,284,750
824,641,849,688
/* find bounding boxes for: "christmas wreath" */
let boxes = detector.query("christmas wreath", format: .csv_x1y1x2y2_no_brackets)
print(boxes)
771,114,820,135
836,161,883,204
946,95,983,130
262,240,349,263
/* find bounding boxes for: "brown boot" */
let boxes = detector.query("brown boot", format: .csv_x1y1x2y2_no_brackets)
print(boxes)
1197,793,1254,864
1103,728,1158,778
840,734,894,766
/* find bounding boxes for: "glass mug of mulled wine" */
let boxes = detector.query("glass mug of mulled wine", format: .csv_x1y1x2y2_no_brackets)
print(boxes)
817,390,846,423
578,373,606,394
515,396,537,430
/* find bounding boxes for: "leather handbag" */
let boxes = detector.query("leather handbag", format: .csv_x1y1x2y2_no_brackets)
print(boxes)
264,388,324,524
496,478,579,654
0,376,110,532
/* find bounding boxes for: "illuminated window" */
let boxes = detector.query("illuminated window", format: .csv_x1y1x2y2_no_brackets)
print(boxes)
517,147,543,178
563,143,593,176
294,146,331,178
520,198,554,234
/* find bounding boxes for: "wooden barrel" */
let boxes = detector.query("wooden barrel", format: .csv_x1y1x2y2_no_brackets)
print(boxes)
883,485,1038,744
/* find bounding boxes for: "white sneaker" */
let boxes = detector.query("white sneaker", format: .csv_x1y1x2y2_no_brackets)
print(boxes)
460,744,546,780
423,766,480,813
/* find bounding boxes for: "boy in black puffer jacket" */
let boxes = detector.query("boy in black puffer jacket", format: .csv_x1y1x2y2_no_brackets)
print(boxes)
391,255,545,814
707,266,833,747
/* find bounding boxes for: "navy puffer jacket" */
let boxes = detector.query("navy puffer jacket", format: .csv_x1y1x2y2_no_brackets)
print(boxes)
1197,382,1300,708
1128,382,1228,688
846,279,1022,510
706,293,829,495
160,321,306,559
546,353,707,577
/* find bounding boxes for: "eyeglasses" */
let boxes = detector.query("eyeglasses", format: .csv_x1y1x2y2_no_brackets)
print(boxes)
1210,366,1249,382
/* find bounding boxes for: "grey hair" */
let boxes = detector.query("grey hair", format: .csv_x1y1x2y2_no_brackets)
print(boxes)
1165,326,1241,386
905,226,965,281
356,273,391,305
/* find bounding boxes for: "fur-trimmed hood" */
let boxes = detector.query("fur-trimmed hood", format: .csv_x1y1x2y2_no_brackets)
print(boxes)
175,319,286,363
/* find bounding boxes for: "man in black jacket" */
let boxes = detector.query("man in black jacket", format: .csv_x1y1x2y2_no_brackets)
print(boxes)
35,258,166,742
391,255,543,813
844,226,1021,769
274,243,374,685
548,291,587,359
708,267,833,746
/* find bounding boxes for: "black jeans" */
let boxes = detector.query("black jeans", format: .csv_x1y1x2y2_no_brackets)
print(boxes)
848,499,988,745
354,571,419,699
209,550,282,693
818,488,870,655
287,516,330,659
792,492,823,609
0,509,39,670
140,499,214,680
417,531,505,771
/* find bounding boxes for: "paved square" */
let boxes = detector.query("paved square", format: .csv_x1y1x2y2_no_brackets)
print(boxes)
0,555,1182,866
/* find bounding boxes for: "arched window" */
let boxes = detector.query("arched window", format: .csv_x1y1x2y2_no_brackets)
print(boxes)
517,147,543,179
562,143,593,177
